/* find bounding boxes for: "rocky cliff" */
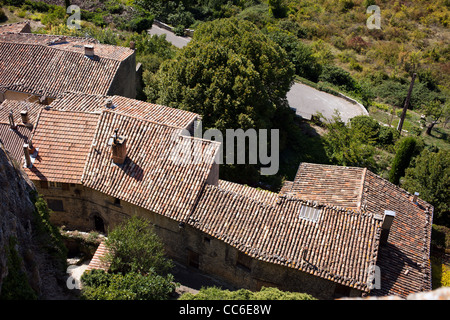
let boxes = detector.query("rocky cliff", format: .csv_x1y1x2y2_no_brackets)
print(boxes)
0,143,71,299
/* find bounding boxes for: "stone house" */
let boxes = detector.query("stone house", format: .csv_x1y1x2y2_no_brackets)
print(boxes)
0,91,433,300
0,29,137,103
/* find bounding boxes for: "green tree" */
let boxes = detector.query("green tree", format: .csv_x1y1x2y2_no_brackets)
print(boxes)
402,149,449,226
150,18,294,131
104,216,173,276
322,112,377,171
388,137,418,185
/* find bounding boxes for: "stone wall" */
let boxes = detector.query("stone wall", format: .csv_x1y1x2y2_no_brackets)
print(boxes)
35,181,362,300
107,52,137,99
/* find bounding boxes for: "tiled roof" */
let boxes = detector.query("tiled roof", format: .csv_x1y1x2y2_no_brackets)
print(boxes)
0,99,40,162
0,33,133,97
284,163,366,210
188,184,382,293
81,110,220,221
281,162,433,297
0,33,133,61
0,21,31,34
25,109,100,183
218,179,279,206
50,91,199,129
86,241,111,272
361,171,433,297
0,99,43,126
0,123,32,162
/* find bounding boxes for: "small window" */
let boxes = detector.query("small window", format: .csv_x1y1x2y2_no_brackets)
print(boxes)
114,198,121,206
236,252,252,272
40,181,48,189
187,249,200,269
49,181,62,189
47,199,64,212
203,237,211,244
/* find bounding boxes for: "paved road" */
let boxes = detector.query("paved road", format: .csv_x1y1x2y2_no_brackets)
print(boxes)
148,24,192,49
147,26,368,122
287,82,368,123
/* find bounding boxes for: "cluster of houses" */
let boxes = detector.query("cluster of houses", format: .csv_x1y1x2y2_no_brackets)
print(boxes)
0,21,433,299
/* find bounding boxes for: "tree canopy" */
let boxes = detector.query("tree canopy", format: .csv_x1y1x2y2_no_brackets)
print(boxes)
148,18,295,131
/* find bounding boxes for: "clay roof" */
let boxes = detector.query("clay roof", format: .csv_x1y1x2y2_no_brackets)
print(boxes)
25,109,100,183
0,99,43,126
81,110,220,221
0,99,41,162
51,91,199,129
0,21,31,34
280,162,433,297
189,183,382,293
86,241,111,272
0,33,134,98
0,124,32,163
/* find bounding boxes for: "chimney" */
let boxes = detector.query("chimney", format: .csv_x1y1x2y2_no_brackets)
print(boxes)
23,143,32,168
111,129,127,165
412,192,419,204
129,41,135,50
105,99,114,109
8,110,16,129
380,210,396,245
20,110,32,127
84,44,95,57
28,140,36,154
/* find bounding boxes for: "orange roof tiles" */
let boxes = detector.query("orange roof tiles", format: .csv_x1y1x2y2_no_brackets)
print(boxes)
189,184,382,293
0,33,134,98
25,109,100,183
51,91,199,129
0,21,31,34
81,110,220,221
0,99,42,126
281,162,433,297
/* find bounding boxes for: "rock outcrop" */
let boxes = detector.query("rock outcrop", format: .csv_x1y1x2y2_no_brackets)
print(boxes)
0,143,71,299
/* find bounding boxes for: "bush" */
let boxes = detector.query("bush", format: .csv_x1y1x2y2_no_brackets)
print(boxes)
377,126,400,146
349,115,380,145
319,64,358,92
389,137,417,185
81,269,176,300
0,8,7,22
179,286,316,300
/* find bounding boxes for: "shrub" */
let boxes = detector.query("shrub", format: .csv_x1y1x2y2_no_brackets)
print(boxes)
349,115,380,145
319,64,358,92
81,269,176,300
378,126,400,146
179,286,316,300
389,137,417,185
0,8,7,22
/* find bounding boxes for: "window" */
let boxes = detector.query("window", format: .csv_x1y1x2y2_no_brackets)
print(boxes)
40,181,48,189
299,205,321,222
203,237,211,244
49,181,62,189
236,252,252,272
47,199,64,212
114,198,121,206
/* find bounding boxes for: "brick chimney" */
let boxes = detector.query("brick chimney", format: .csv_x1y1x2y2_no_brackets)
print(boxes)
130,41,135,50
111,129,127,165
84,44,95,57
380,210,396,245
20,110,32,128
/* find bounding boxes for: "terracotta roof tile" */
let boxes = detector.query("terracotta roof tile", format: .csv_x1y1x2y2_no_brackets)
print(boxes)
81,110,220,221
0,99,42,126
0,33,133,97
51,91,199,129
25,109,100,183
0,21,31,34
281,162,433,297
189,184,382,292
0,123,32,162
